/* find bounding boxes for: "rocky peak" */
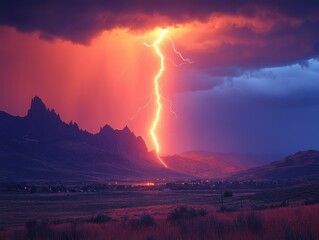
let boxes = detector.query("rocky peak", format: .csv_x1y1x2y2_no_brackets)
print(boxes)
28,96,47,116
27,96,60,122
122,125,131,133
119,125,136,137
99,124,114,135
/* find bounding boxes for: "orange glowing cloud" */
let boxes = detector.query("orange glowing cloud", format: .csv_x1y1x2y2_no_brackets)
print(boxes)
0,25,193,152
0,1,319,155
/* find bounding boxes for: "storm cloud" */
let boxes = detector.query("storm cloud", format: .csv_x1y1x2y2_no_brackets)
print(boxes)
0,1,318,43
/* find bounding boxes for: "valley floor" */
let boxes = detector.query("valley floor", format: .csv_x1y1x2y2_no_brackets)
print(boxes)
1,180,319,239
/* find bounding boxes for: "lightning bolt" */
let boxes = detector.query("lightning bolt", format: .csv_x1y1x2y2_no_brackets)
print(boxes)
162,96,177,119
135,29,192,168
129,88,177,121
147,29,168,168
167,36,194,65
129,88,155,121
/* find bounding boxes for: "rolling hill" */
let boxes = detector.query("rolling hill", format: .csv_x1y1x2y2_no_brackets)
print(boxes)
229,150,319,181
163,151,249,178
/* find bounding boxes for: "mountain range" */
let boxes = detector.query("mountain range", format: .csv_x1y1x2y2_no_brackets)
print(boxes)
1,96,319,181
163,151,282,178
163,151,247,178
0,97,186,181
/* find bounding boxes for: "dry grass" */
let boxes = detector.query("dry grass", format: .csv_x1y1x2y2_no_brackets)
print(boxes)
1,204,319,240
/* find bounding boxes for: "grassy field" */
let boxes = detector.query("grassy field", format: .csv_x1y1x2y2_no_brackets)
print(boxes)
1,204,319,240
1,181,319,239
0,189,225,227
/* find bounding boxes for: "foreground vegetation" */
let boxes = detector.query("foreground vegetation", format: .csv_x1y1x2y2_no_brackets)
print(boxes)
1,204,319,240
1,180,319,239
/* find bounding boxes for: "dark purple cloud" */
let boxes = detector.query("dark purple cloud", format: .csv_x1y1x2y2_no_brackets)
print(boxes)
1,1,319,156
187,20,319,70
1,0,319,90
0,0,318,44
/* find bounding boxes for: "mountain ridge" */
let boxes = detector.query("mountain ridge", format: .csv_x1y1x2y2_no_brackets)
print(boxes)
229,150,319,181
163,151,249,178
0,96,188,181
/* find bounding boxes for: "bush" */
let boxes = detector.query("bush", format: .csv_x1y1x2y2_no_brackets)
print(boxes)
25,219,38,239
280,201,289,207
55,222,88,240
236,211,263,234
129,214,155,228
220,205,226,212
283,222,315,240
167,206,197,221
209,216,226,237
167,206,208,222
120,214,129,227
25,219,51,239
197,208,208,216
304,199,319,206
25,219,37,231
89,214,111,224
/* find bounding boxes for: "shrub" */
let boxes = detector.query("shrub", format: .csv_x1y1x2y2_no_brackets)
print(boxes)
191,217,210,238
197,208,208,216
89,214,111,224
121,214,129,227
25,219,38,239
167,206,209,222
235,211,263,234
56,224,85,240
209,216,226,237
167,206,197,221
25,219,37,232
280,201,289,207
25,219,51,239
219,205,226,212
129,214,155,228
304,199,319,206
283,223,315,240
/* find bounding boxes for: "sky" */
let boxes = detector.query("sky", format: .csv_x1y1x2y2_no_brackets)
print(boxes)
0,1,319,156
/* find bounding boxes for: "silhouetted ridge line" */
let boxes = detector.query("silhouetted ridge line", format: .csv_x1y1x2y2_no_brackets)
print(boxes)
0,96,186,181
